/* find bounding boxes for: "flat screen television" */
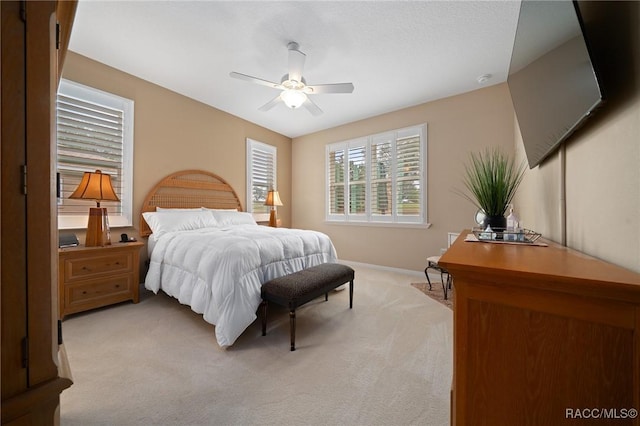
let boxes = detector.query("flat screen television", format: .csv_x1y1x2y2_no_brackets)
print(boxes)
507,0,603,169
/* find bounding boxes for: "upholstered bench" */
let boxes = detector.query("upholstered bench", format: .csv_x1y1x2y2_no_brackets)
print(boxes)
260,263,355,351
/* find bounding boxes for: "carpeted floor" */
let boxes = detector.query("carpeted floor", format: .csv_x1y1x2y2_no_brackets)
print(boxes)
410,282,453,310
60,263,453,426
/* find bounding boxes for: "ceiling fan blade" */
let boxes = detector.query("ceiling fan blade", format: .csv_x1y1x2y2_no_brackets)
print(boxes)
287,42,306,83
303,97,323,116
229,72,281,90
258,94,283,112
306,82,355,94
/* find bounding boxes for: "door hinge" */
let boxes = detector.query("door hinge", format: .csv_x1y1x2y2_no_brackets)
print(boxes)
21,337,29,369
21,164,27,195
56,22,60,50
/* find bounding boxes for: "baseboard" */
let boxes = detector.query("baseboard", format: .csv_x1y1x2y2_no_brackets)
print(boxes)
337,259,425,278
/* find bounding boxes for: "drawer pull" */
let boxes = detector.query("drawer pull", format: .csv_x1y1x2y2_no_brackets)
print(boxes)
115,284,120,288
82,291,87,294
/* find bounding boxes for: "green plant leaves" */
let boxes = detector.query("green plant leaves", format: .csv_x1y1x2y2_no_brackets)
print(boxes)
458,148,526,217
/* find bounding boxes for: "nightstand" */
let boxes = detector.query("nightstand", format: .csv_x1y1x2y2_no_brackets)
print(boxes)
58,241,144,319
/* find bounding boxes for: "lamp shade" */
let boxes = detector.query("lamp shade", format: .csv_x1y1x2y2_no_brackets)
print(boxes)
69,170,119,205
265,189,282,228
69,170,119,247
264,190,283,207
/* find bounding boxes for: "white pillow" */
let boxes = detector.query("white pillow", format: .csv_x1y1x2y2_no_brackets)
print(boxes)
202,207,239,212
210,210,257,227
142,210,219,236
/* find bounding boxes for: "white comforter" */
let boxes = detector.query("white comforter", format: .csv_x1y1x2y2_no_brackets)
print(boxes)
144,225,337,347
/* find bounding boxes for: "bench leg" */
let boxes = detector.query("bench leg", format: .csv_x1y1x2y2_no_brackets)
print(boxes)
289,310,296,351
349,280,353,309
325,292,328,301
261,300,267,336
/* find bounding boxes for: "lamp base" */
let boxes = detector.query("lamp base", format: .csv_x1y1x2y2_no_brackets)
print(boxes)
269,209,278,228
85,207,111,247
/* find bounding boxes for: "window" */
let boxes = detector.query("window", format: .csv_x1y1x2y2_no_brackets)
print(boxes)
326,124,427,225
246,139,277,220
56,79,134,229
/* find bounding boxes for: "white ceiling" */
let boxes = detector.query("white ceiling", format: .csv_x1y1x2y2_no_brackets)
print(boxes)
69,0,522,138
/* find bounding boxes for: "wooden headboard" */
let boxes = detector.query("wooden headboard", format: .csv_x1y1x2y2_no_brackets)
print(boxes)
139,170,243,237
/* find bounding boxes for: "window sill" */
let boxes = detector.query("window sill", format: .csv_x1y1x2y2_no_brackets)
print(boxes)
324,221,432,229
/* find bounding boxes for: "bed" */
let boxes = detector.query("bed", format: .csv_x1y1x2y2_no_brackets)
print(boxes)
140,170,337,347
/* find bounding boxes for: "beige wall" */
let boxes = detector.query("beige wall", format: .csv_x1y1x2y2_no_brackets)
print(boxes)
64,51,514,273
515,1,640,273
64,0,638,276
62,52,292,246
58,51,527,275
292,83,515,271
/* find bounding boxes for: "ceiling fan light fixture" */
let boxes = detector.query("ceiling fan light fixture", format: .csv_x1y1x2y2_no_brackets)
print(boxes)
230,41,353,115
281,89,307,109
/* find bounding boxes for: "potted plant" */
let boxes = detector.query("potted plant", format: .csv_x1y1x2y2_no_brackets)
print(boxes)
458,147,526,229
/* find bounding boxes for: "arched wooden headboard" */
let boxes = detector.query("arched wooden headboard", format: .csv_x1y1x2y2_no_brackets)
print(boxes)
139,170,243,237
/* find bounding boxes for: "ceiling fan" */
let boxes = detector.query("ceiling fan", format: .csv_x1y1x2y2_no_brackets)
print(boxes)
229,42,354,116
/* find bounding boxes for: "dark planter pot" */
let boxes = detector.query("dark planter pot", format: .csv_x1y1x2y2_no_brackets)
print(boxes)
482,215,506,230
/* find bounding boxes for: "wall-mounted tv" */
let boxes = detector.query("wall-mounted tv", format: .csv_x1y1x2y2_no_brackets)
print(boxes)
507,0,603,169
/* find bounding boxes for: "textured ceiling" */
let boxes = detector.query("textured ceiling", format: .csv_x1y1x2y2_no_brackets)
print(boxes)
69,0,521,138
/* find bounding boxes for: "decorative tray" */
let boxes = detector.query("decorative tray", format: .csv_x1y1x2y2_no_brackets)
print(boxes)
470,227,542,245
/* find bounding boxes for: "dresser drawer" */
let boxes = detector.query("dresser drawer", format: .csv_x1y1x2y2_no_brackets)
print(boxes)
59,242,143,319
63,275,134,313
64,252,133,282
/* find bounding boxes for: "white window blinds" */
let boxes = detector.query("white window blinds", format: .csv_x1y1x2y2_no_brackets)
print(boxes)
395,129,422,218
246,139,277,216
370,134,393,217
326,124,427,225
56,80,134,229
348,144,366,216
328,146,346,215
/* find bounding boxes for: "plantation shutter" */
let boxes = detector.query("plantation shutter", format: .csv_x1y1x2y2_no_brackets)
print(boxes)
348,144,366,215
325,124,426,225
57,93,124,217
56,80,134,229
247,139,276,214
327,145,346,215
395,130,422,217
370,134,392,217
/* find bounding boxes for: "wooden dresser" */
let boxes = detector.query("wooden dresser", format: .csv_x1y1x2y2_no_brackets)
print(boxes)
439,231,640,425
58,241,143,319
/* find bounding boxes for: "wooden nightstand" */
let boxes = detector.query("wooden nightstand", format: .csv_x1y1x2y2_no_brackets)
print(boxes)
58,241,144,319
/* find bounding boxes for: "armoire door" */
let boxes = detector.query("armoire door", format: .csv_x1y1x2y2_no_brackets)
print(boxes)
1,0,30,402
1,1,74,424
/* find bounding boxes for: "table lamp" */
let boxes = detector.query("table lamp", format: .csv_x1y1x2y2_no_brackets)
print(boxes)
264,189,283,227
69,170,120,246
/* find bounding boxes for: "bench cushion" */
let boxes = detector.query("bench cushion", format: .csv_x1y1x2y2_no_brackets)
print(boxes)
261,263,355,309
